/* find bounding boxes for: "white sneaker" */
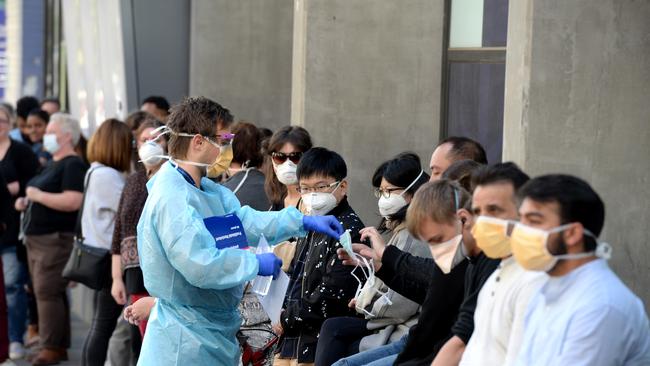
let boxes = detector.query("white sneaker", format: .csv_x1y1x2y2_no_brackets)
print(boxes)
0,359,16,366
8,342,24,360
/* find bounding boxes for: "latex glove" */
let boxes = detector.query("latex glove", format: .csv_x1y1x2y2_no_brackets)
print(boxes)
303,215,344,239
256,253,283,278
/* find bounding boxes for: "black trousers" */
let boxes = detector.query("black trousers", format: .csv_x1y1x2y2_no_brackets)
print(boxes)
314,317,370,366
81,287,123,366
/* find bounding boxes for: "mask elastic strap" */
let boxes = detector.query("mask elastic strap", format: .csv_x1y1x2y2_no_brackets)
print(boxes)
453,188,460,212
400,170,424,197
232,168,252,194
169,157,210,168
138,154,169,165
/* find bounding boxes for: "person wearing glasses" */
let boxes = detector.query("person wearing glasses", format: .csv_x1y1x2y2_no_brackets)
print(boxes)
135,98,345,365
314,152,431,366
274,147,365,366
264,126,313,211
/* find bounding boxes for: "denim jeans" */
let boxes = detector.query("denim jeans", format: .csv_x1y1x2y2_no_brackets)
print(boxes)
2,247,28,344
332,334,407,366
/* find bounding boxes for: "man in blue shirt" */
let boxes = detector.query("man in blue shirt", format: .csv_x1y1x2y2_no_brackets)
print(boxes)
512,174,650,366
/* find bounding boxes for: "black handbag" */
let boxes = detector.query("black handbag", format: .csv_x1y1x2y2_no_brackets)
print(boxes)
62,168,111,290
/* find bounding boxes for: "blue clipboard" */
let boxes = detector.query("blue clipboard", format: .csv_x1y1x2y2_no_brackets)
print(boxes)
203,214,248,250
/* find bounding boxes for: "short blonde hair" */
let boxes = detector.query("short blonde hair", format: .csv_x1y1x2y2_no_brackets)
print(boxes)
406,180,471,237
50,112,81,145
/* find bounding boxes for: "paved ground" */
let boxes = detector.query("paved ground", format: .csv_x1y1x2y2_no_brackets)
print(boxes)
15,314,88,366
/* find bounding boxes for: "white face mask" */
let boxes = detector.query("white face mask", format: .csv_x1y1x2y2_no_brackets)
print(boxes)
138,140,165,166
352,253,392,318
301,182,342,216
377,170,424,218
274,160,298,185
43,133,60,154
429,233,466,274
145,126,228,174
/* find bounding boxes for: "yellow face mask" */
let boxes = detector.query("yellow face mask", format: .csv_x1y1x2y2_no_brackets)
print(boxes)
207,143,234,178
472,216,512,259
510,222,598,272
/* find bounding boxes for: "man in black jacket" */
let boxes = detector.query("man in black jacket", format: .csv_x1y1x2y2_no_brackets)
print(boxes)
276,147,365,365
336,180,499,366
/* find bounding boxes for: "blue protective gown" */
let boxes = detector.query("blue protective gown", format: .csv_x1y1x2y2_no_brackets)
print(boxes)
136,162,306,365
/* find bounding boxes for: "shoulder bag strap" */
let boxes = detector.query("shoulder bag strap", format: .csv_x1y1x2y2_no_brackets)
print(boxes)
74,167,96,240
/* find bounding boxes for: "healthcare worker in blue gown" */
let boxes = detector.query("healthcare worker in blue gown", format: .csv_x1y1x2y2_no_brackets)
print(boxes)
135,97,343,365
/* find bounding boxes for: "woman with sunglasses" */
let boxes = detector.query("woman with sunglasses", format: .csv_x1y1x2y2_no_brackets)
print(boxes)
264,126,313,211
314,152,431,366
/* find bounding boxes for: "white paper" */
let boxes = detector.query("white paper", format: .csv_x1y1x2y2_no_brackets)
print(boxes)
257,270,290,325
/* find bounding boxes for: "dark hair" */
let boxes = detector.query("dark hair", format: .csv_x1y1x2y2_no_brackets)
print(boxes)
134,116,165,142
438,136,488,165
141,96,171,113
16,96,40,120
40,97,60,107
518,174,605,251
258,127,273,140
471,162,530,193
166,97,233,158
442,159,483,193
297,147,347,182
264,126,313,205
231,121,263,168
372,152,430,229
27,109,50,124
126,111,152,131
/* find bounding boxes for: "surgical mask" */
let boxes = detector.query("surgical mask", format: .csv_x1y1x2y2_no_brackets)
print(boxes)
138,140,165,166
274,160,298,185
429,233,465,274
146,126,231,176
510,222,612,272
349,249,392,318
472,216,512,259
207,143,233,178
301,182,341,216
43,134,60,154
377,170,425,218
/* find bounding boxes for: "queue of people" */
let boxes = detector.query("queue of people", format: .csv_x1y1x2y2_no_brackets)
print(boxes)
0,94,648,366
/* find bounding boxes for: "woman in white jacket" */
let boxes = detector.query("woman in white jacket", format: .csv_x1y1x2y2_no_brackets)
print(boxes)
79,119,133,366
314,152,431,366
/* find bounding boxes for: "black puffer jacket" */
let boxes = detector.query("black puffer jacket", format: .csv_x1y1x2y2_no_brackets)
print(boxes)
278,197,365,363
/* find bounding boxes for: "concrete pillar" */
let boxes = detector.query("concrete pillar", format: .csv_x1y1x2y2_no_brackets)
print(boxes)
297,0,445,222
190,0,294,131
503,0,650,308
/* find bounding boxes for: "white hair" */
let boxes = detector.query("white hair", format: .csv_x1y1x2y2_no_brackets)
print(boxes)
50,113,81,145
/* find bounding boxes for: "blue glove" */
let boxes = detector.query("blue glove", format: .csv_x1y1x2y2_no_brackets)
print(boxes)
303,215,345,239
256,253,282,278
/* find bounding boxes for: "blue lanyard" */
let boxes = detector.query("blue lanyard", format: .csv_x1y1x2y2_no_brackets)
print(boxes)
176,166,199,188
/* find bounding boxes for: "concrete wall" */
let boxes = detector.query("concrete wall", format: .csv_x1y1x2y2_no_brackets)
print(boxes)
190,0,294,131
121,0,190,111
503,0,650,308
297,0,445,223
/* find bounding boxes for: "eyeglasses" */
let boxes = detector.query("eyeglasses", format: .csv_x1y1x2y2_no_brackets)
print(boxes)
178,133,235,146
271,151,303,165
213,133,235,146
297,181,340,194
373,187,405,199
